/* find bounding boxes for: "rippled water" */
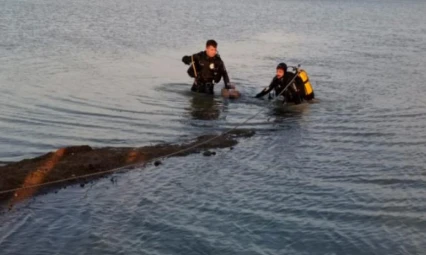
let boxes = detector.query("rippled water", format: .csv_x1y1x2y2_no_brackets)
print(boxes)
1,0,426,254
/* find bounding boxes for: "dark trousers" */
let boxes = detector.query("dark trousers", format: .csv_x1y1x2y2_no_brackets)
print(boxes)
191,82,214,94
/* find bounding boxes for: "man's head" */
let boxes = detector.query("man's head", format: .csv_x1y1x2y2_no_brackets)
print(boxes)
205,39,218,58
276,62,287,78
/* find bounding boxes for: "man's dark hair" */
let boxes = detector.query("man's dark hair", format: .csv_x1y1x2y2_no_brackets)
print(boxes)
206,39,218,48
276,62,287,72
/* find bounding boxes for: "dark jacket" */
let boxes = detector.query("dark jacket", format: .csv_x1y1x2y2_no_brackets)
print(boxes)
255,72,303,104
182,51,230,88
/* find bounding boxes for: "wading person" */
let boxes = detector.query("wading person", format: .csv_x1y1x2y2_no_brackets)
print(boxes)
255,62,312,104
182,40,240,98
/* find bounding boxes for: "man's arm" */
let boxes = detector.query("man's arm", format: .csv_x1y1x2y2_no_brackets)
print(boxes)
214,55,231,88
255,78,276,98
220,61,231,88
182,52,201,65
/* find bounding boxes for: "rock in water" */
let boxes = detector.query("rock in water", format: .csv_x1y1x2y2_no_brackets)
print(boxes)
203,151,213,157
221,88,241,99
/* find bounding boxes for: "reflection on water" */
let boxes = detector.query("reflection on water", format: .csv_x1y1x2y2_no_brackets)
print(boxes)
187,94,222,121
269,102,310,118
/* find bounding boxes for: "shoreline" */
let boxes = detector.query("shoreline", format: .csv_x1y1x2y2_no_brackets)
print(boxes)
0,129,254,208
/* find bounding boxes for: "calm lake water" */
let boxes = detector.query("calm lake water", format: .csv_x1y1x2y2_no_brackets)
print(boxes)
1,0,426,254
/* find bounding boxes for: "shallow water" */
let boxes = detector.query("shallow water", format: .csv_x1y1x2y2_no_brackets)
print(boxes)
1,0,426,254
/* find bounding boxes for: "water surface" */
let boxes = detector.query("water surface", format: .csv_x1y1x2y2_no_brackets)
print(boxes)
1,0,426,254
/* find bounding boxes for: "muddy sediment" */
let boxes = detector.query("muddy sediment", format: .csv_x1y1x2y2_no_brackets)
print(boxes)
0,129,254,206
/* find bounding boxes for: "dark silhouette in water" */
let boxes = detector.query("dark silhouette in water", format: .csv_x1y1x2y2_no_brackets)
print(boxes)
187,94,222,120
0,129,255,208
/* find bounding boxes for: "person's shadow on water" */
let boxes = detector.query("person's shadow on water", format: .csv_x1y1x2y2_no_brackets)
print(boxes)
187,94,222,121
263,101,311,133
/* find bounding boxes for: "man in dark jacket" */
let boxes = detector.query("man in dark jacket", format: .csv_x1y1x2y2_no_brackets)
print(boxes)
182,40,233,94
255,63,303,104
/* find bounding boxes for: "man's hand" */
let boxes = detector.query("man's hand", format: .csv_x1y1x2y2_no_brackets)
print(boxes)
225,83,236,89
182,56,191,65
222,86,240,99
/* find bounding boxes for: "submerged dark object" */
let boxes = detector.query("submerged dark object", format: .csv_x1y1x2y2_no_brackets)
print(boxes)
0,129,255,205
203,151,214,157
154,160,162,166
221,88,241,99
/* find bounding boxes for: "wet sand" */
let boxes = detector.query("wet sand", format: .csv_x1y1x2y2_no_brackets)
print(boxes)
0,129,254,207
